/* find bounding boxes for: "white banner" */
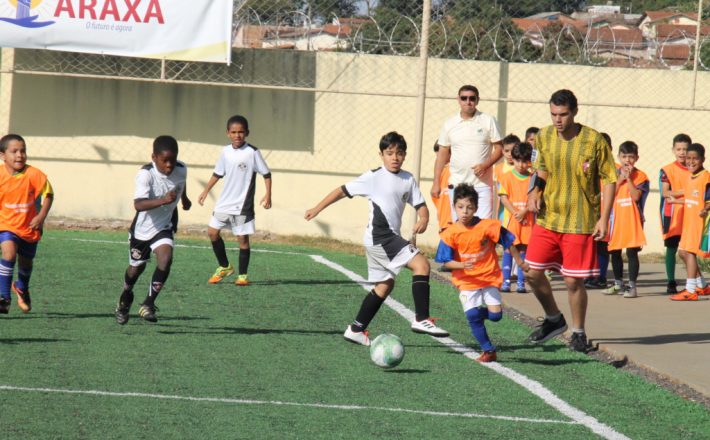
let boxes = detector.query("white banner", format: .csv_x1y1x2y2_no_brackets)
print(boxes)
0,0,233,64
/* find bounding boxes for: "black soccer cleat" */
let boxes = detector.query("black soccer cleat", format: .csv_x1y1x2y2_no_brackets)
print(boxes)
115,298,133,325
138,303,158,323
0,297,9,314
570,332,591,353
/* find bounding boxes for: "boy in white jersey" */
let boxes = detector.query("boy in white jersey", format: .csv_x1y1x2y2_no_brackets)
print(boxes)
305,132,449,346
198,115,272,286
115,135,191,324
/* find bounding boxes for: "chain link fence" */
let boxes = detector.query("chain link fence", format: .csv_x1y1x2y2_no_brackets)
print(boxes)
3,0,710,249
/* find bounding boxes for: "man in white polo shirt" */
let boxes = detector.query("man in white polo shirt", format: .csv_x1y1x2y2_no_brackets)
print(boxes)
431,85,503,219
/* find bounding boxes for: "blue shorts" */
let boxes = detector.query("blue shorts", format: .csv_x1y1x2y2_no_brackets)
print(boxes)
0,231,38,259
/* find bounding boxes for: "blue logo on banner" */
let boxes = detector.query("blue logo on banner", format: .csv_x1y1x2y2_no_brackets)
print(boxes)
0,0,54,28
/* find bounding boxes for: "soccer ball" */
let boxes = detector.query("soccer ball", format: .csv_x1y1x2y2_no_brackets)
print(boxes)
370,334,405,368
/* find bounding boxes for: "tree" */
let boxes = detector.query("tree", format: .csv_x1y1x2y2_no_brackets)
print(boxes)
304,0,358,22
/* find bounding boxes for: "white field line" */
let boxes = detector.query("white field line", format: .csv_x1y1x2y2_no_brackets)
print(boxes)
310,255,631,440
41,236,628,438
0,385,574,425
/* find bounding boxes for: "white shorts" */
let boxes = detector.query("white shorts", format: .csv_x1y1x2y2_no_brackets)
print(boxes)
209,212,255,236
365,242,419,283
459,286,501,312
449,184,493,220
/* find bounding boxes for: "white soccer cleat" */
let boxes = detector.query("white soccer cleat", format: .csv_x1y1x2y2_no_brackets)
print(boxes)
343,325,371,346
411,318,449,337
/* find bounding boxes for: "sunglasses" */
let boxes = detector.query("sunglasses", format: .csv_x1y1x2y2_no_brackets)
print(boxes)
459,95,478,102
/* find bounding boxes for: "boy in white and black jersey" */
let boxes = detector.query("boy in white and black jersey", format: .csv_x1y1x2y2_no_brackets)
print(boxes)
115,135,191,324
305,132,448,346
199,115,272,286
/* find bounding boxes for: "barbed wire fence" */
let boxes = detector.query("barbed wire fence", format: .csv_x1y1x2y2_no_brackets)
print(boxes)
3,0,710,247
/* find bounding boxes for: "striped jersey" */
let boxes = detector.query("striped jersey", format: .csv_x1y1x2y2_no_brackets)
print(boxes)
131,161,187,241
343,167,426,250
212,143,271,220
533,125,617,234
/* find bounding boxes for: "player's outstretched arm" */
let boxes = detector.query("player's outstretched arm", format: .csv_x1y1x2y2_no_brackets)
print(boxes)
261,175,272,209
304,187,346,221
198,174,221,206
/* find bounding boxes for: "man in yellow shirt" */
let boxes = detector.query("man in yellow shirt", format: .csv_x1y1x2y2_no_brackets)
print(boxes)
525,90,617,353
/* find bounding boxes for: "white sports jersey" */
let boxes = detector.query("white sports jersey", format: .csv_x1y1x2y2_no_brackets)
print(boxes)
130,160,187,241
213,143,271,219
343,167,426,254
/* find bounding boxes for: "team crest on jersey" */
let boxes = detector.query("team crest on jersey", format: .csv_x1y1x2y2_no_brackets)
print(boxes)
693,189,700,197
238,162,247,171
131,248,142,260
401,192,409,202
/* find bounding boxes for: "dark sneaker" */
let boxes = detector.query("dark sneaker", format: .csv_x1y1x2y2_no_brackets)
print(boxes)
0,297,9,314
115,298,133,325
570,332,591,353
138,303,158,323
666,281,678,294
528,315,568,344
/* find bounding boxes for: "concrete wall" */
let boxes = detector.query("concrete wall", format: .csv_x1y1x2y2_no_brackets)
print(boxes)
6,49,710,253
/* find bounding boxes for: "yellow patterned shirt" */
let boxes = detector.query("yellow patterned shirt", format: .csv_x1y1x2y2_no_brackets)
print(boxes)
534,124,617,234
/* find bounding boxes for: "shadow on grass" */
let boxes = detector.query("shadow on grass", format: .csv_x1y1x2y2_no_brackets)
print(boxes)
246,279,362,286
0,337,71,344
384,369,430,374
157,326,344,336
22,312,211,322
592,332,710,345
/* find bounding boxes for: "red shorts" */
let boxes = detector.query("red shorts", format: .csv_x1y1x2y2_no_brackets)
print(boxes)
525,224,598,278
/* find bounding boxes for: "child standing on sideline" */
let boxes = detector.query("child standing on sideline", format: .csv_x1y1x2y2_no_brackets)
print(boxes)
115,135,191,324
498,142,534,293
0,134,53,314
436,184,525,362
494,134,519,289
199,115,272,286
602,141,649,298
669,143,710,301
431,141,452,233
660,134,692,294
305,131,449,346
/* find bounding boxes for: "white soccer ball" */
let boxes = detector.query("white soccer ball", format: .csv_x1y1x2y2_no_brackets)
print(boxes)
370,334,405,369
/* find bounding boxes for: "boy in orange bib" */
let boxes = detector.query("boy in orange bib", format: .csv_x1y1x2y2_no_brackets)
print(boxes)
498,142,534,293
669,143,710,301
603,141,649,298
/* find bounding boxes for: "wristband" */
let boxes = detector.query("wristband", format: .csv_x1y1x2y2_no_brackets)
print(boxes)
527,172,546,194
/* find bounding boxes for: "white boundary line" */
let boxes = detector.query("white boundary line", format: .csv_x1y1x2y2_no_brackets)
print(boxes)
310,255,631,440
0,385,574,425
41,236,629,439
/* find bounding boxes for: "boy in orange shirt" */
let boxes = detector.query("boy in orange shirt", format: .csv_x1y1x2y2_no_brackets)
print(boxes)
498,142,534,293
436,183,525,363
0,134,54,314
494,134,519,290
670,143,710,301
603,141,649,298
659,134,691,294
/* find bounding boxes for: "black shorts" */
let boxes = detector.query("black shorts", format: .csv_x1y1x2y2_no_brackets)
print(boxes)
664,235,681,248
129,229,174,266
